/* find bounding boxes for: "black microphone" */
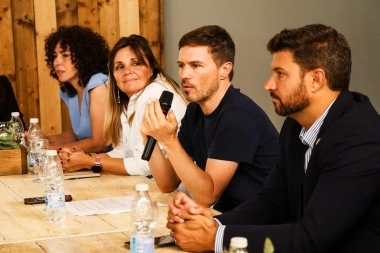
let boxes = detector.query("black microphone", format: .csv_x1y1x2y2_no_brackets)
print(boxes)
141,90,174,161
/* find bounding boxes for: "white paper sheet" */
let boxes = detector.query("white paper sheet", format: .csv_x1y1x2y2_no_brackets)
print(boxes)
66,196,164,216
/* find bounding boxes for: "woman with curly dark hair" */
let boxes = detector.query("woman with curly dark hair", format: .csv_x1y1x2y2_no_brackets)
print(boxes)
43,25,110,153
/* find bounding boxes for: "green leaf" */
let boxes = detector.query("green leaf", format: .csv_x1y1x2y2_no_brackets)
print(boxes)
0,134,13,141
1,120,23,143
263,237,275,253
0,131,20,150
0,142,19,149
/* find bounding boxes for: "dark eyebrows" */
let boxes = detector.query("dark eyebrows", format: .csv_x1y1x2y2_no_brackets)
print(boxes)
57,49,70,54
177,60,203,65
114,57,138,64
273,67,284,72
190,60,203,64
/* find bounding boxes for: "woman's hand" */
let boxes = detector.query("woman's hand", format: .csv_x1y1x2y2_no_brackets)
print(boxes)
59,147,93,173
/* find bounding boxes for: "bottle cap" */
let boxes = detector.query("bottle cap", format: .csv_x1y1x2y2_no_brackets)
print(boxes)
11,112,20,116
46,150,58,156
30,118,39,123
230,237,248,248
136,183,149,191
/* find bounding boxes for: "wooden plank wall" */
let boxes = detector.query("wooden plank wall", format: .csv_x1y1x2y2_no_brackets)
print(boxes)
0,0,163,135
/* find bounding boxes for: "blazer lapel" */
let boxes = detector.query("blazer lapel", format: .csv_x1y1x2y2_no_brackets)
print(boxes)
302,89,353,209
281,117,308,219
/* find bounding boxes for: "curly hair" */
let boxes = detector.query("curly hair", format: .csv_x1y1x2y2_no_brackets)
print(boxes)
44,25,110,97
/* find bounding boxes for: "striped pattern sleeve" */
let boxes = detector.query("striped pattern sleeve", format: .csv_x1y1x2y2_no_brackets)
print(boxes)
214,218,226,253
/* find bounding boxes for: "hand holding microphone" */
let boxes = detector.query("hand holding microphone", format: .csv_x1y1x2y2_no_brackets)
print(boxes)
141,90,174,161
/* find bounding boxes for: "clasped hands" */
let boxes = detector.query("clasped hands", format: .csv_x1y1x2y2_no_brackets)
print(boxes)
58,147,92,173
167,192,218,252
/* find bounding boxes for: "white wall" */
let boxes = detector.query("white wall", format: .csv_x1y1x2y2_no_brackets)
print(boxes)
163,0,380,130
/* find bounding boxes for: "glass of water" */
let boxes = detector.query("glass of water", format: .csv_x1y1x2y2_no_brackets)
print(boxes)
29,139,49,183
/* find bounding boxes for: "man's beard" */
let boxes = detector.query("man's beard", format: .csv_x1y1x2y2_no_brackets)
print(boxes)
182,76,219,103
270,81,310,117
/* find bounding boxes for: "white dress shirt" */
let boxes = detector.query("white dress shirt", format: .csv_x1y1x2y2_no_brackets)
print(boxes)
107,76,187,176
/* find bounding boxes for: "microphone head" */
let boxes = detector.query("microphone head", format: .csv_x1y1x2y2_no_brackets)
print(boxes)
159,90,174,110
141,90,174,161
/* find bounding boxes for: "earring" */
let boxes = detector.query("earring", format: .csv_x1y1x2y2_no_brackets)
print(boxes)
117,88,120,104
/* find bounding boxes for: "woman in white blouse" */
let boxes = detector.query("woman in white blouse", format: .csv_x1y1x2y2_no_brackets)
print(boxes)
60,35,187,176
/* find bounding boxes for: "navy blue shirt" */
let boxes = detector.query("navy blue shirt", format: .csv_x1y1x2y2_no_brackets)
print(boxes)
178,86,280,212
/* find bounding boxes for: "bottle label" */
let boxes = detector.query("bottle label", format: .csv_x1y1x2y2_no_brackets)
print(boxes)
29,152,36,167
45,192,65,209
130,234,154,253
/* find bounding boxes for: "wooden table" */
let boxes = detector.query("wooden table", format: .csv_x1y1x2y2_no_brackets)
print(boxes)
0,174,183,252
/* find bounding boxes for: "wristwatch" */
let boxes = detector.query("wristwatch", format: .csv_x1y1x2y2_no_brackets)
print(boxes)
91,156,103,173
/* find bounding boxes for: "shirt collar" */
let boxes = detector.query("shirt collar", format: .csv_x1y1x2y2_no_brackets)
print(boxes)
127,74,164,113
299,100,335,148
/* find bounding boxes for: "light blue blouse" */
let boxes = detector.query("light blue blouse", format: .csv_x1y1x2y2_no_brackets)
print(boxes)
60,73,108,140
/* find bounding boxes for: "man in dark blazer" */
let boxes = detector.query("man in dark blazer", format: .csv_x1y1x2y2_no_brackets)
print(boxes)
166,24,380,253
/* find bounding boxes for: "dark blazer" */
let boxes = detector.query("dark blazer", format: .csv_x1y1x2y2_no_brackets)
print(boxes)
217,89,380,253
0,75,24,125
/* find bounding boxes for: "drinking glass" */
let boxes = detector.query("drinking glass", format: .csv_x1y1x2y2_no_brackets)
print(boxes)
29,139,49,183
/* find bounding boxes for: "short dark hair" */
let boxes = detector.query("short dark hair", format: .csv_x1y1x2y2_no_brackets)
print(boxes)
44,25,110,97
267,24,351,91
178,25,235,81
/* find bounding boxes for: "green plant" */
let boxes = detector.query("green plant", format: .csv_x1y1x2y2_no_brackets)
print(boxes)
0,121,20,149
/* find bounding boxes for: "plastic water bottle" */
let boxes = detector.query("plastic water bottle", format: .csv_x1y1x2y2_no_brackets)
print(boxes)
42,150,66,222
228,237,248,253
28,118,43,140
27,118,43,173
10,112,24,144
130,183,155,253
